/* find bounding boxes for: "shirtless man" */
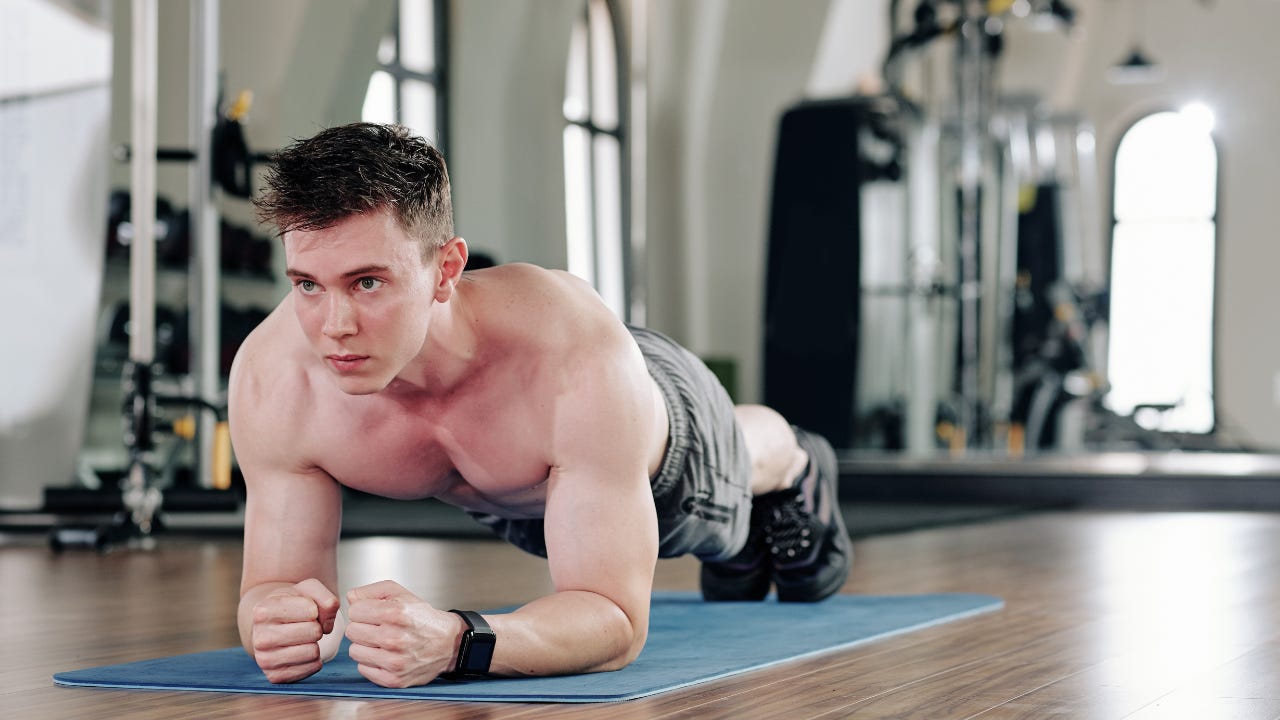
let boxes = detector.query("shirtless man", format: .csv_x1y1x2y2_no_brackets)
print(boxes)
230,123,851,689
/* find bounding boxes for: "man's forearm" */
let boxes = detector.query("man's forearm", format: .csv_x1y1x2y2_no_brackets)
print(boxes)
485,590,647,677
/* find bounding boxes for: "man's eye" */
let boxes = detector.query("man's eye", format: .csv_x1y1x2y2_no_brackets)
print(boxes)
297,280,318,293
358,278,384,291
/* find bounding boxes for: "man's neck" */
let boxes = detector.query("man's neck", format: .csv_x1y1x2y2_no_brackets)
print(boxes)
385,285,481,399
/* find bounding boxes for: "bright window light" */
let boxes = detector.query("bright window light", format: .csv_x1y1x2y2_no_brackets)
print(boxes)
563,125,594,286
362,1,445,148
401,79,436,140
1180,102,1215,136
1106,111,1217,433
562,0,626,319
593,133,624,314
587,0,618,131
563,18,589,121
362,70,395,125
399,0,434,74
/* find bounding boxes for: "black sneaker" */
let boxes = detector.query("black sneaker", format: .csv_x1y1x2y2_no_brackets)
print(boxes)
699,510,771,602
758,427,852,602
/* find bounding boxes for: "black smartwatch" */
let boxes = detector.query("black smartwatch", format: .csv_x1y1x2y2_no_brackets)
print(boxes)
448,610,496,677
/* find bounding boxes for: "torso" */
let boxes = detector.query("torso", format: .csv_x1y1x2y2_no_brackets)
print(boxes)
238,263,668,519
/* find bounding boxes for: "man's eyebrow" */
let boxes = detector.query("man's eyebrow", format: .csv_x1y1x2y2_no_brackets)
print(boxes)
284,265,393,280
341,265,393,278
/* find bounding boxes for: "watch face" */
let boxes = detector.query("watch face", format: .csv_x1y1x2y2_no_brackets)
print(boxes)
452,610,496,675
466,636,496,672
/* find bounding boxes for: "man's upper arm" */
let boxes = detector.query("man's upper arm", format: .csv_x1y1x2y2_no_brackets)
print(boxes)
229,351,342,595
540,334,661,635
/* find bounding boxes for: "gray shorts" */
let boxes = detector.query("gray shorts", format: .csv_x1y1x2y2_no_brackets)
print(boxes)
467,325,752,562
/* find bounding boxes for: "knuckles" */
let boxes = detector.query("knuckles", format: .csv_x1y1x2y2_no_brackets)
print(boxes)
253,595,317,624
251,620,323,651
249,625,320,653
256,655,322,686
251,605,274,624
382,655,408,674
314,594,340,614
379,630,409,653
263,663,317,684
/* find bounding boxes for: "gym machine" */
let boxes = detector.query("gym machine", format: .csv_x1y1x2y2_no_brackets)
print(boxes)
764,0,1087,456
895,0,1079,453
50,0,246,551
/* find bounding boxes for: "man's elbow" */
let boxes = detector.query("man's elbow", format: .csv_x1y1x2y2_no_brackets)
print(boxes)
595,618,648,672
606,639,647,672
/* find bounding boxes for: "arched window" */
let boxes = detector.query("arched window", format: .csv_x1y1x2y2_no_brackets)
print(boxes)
1105,104,1217,433
362,0,448,149
563,0,628,319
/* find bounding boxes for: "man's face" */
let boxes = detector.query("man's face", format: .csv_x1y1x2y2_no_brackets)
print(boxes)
283,209,436,395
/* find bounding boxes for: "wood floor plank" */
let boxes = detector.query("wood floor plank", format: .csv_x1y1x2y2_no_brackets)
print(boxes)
8,512,1280,719
1119,641,1280,719
1121,696,1280,720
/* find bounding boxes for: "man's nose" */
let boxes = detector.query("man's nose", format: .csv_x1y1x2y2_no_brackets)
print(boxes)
322,294,357,338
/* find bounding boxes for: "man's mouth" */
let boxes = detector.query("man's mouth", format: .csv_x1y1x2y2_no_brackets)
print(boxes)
326,354,369,372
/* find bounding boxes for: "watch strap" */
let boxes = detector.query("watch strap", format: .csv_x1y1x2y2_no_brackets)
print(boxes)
448,609,495,676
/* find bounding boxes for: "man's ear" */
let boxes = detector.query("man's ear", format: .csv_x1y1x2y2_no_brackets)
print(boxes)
433,237,469,302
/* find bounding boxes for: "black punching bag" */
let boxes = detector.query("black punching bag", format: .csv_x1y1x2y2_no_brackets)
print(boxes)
763,99,867,448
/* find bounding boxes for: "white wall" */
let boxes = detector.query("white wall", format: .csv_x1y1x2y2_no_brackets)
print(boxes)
1,0,111,508
645,0,831,401
448,0,579,268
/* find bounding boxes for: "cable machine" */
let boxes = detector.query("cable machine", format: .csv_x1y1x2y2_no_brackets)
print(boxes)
50,0,247,550
763,0,1094,456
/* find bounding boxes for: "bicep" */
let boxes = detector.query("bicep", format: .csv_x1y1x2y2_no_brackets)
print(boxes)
540,346,660,625
543,464,658,602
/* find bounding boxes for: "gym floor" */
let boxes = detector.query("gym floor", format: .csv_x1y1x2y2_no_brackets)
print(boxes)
6,511,1280,719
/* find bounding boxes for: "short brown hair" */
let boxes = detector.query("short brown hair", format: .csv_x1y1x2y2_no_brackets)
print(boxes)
255,123,453,257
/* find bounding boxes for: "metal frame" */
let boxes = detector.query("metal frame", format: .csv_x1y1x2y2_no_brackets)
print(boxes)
189,0,221,491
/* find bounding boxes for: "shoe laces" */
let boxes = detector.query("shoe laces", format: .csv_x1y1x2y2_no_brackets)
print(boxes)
763,490,815,560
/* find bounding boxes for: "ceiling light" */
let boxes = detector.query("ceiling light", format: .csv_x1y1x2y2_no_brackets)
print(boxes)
1108,46,1164,84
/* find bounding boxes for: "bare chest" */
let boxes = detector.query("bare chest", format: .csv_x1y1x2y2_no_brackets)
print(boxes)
306,389,555,517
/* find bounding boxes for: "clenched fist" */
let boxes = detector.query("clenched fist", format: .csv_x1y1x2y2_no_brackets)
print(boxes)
345,580,467,688
250,578,343,683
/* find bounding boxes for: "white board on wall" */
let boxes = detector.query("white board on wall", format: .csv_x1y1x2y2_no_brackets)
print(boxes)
0,0,111,508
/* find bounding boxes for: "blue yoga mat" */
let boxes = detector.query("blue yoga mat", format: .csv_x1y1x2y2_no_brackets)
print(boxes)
54,592,1001,703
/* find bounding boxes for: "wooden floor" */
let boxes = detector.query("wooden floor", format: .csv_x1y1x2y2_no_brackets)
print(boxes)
6,510,1280,719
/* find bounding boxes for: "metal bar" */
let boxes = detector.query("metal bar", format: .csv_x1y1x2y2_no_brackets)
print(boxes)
189,0,221,489
129,0,158,364
124,0,164,541
906,118,942,455
953,2,987,449
627,0,647,326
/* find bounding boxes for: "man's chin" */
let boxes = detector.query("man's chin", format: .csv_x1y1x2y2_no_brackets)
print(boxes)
331,374,389,396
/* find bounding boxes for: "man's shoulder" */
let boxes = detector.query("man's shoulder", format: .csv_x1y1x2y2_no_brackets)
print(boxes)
228,304,312,420
469,263,619,347
474,262,586,297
